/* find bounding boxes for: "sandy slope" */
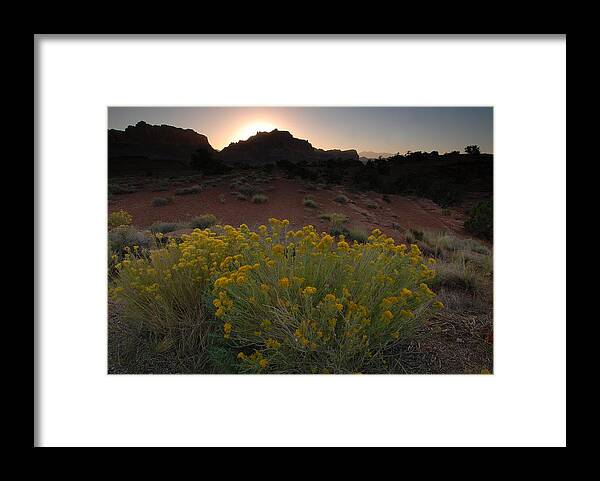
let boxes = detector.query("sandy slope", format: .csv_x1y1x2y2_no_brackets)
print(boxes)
109,176,466,240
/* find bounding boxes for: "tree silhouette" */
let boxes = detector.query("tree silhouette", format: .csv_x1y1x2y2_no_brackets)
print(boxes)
465,145,481,155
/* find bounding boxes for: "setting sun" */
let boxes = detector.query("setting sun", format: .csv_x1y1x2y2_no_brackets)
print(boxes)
230,121,277,144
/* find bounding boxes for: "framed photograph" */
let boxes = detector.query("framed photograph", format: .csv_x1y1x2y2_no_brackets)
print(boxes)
107,107,493,376
35,34,566,447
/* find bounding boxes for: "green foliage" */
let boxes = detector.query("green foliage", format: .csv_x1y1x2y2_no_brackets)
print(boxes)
464,200,493,240
251,194,269,204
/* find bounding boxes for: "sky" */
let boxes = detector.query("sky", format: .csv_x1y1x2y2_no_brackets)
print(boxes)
108,107,493,154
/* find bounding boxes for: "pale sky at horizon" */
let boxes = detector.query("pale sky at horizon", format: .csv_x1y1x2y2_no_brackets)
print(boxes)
108,107,493,154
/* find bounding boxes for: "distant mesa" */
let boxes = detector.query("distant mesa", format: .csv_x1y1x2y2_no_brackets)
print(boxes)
109,122,359,174
219,129,359,164
109,120,213,160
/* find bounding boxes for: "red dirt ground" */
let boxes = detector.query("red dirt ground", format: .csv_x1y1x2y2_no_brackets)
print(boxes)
109,175,467,241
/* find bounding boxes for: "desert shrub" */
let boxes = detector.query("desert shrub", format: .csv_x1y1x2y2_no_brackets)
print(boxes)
435,286,489,313
329,225,368,242
303,197,318,209
334,194,349,204
175,185,203,196
219,194,226,204
407,229,424,242
189,214,218,230
365,199,379,209
320,213,352,237
236,193,248,201
343,227,369,243
428,258,484,294
108,225,152,262
319,213,349,225
151,182,169,192
238,184,261,197
108,184,137,195
108,210,133,229
211,222,441,373
152,196,173,207
110,220,442,374
434,233,489,255
149,221,181,234
464,200,493,241
382,194,391,204
251,194,269,204
419,231,490,259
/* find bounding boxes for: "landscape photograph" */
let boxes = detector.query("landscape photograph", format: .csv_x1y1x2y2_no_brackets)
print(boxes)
107,106,493,375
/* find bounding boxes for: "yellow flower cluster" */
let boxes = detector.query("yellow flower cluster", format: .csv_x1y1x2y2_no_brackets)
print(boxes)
110,219,440,373
108,210,133,229
204,221,439,373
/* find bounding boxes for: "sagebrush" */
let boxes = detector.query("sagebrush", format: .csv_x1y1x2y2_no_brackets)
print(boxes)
110,219,443,373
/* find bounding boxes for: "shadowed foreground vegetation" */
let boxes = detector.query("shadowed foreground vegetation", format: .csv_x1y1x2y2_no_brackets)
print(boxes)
108,214,492,374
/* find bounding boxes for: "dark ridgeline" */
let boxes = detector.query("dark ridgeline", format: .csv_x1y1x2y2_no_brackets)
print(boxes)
219,129,359,165
108,121,214,175
108,121,492,209
108,121,358,175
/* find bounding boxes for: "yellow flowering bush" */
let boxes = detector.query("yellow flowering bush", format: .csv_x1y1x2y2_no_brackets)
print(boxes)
109,227,255,349
108,210,133,229
109,218,441,373
208,220,440,373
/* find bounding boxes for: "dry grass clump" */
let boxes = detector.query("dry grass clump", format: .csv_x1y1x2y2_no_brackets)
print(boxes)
108,184,137,195
151,196,173,207
175,185,203,195
334,194,349,204
149,221,182,234
237,184,261,198
303,196,318,209
319,212,349,224
251,194,269,204
189,214,218,230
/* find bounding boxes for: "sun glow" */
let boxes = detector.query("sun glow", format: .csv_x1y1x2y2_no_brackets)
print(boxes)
230,121,278,144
